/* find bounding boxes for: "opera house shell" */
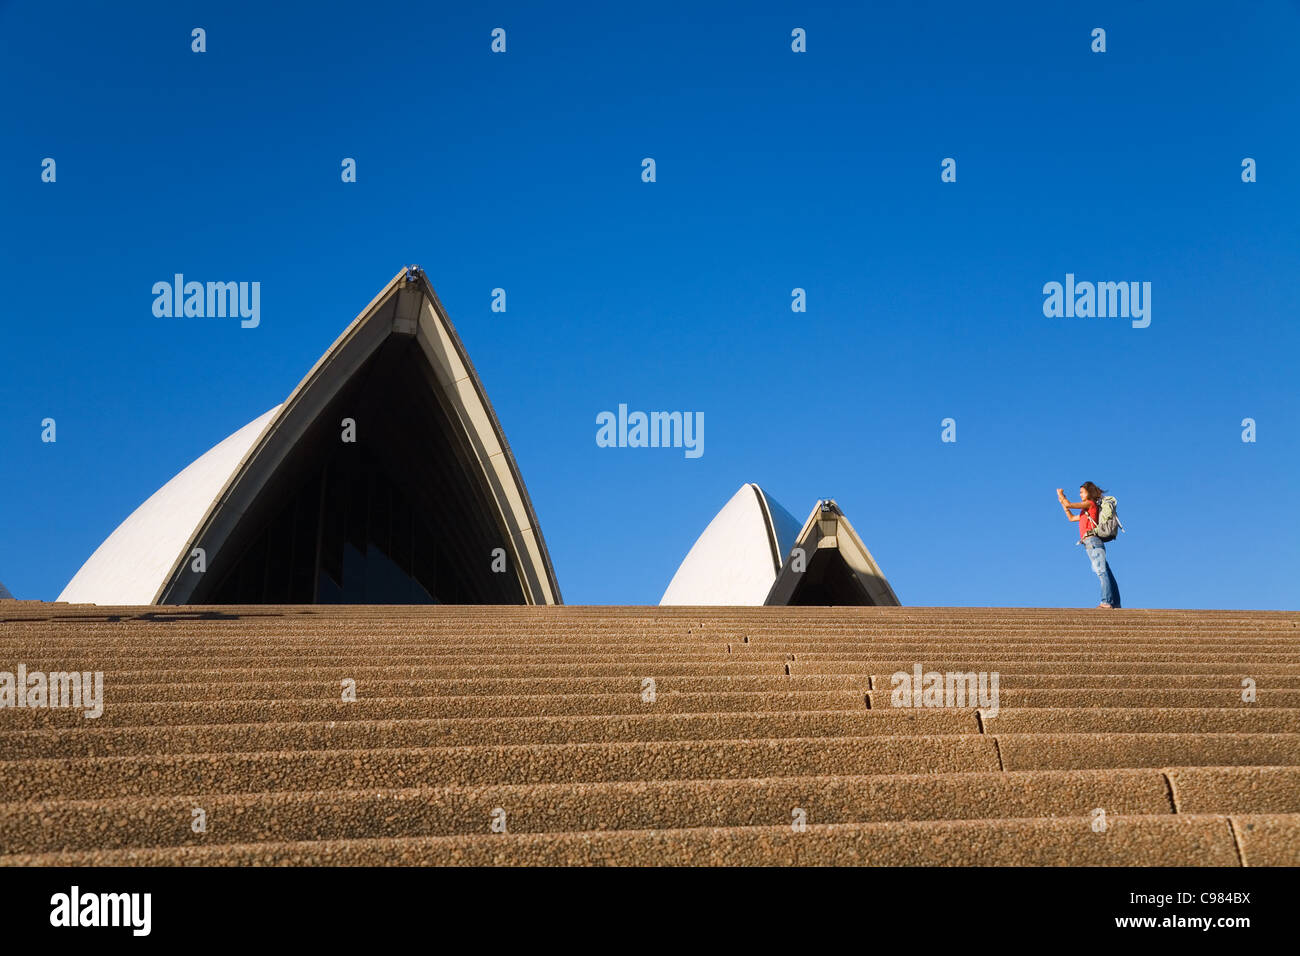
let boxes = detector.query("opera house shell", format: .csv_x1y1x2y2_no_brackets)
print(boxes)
59,267,561,606
659,484,802,606
660,484,900,607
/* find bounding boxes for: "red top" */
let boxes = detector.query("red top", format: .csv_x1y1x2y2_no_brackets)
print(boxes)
1079,501,1098,539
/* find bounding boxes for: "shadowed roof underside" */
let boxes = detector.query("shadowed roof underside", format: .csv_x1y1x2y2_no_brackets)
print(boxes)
765,500,900,607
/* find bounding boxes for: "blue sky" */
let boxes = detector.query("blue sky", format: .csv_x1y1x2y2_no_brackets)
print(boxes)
2,1,1297,609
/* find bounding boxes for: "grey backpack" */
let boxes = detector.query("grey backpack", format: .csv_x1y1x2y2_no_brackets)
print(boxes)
1093,495,1124,541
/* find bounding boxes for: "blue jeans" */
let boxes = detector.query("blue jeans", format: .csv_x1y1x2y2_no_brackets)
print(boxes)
1082,536,1121,607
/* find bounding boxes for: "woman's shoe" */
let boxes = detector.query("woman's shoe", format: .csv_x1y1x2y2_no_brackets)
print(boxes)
1097,603,1113,609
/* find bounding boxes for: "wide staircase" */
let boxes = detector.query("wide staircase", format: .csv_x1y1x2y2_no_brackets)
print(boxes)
1,604,1298,865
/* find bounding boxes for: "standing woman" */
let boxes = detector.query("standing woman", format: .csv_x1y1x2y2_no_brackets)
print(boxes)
1057,482,1121,609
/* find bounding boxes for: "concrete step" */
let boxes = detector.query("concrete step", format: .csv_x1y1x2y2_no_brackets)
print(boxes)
1233,815,1300,865
2,603,1295,866
997,733,1300,771
0,710,977,759
7,635,1294,651
39,671,1300,705
1168,766,1300,813
10,651,1299,669
6,814,1278,866
981,708,1300,734
6,688,1297,733
0,768,1182,852
9,710,1300,761
0,735,1002,801
0,691,874,729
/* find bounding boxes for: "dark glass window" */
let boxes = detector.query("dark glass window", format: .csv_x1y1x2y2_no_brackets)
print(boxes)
785,549,877,606
202,336,525,605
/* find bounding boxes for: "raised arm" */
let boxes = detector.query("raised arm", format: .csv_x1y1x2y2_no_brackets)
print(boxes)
1056,488,1085,519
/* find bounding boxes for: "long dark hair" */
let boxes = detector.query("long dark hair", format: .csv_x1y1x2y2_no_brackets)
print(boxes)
1080,481,1106,501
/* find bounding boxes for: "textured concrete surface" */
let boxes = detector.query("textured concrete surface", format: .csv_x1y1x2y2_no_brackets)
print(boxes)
0,769,1178,853
1,603,1298,865
1168,767,1300,813
1232,815,1300,866
4,815,1255,867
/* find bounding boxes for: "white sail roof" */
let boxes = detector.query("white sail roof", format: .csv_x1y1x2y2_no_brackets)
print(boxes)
58,267,561,606
660,483,800,606
58,408,280,605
